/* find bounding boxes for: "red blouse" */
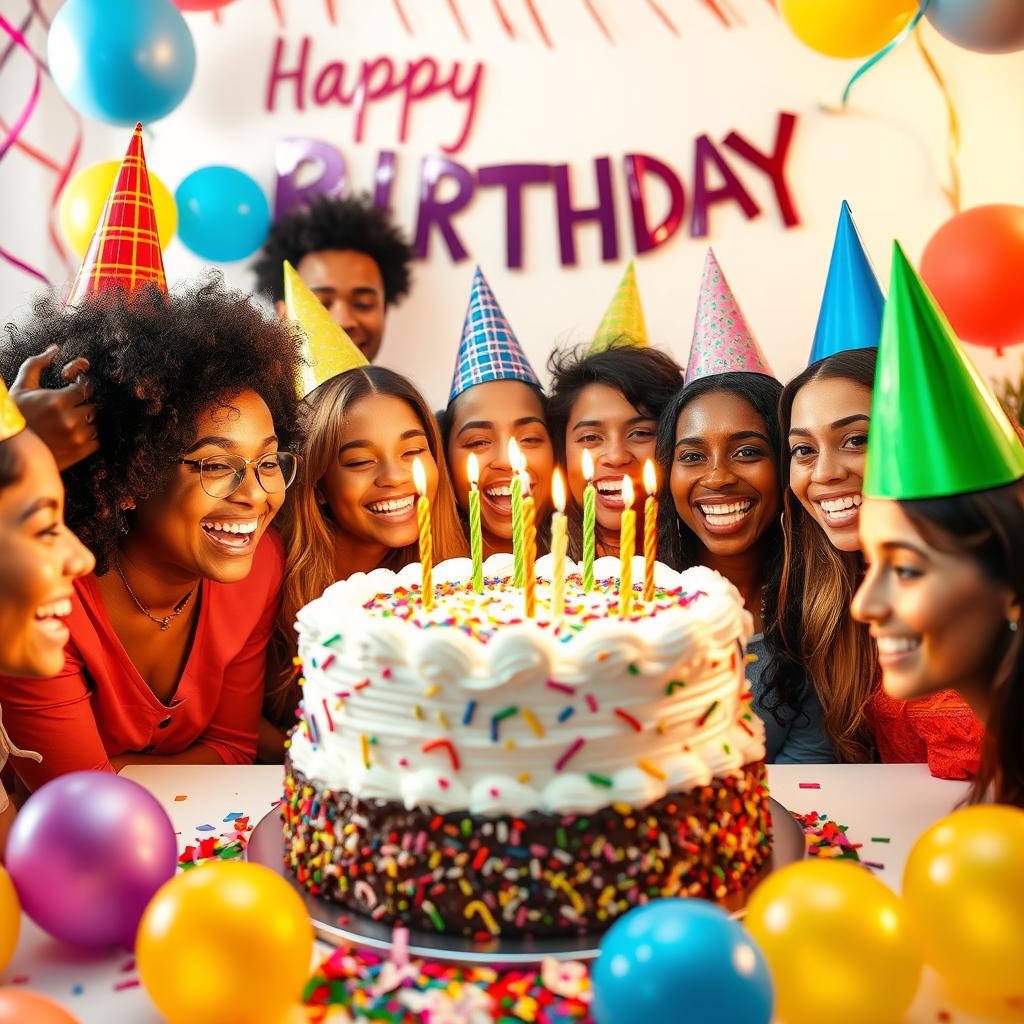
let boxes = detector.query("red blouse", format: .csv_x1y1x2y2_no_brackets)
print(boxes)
0,531,283,792
867,685,984,780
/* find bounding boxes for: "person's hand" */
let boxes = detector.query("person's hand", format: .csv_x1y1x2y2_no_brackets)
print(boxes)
9,345,99,470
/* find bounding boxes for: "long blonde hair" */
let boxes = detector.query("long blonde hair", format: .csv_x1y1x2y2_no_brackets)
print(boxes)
268,367,467,723
770,351,879,762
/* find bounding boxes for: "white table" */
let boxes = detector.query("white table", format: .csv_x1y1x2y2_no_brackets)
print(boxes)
0,764,994,1023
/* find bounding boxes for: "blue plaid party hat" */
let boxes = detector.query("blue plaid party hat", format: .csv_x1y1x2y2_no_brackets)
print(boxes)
448,267,542,404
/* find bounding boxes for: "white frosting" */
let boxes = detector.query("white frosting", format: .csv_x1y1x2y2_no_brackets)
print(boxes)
289,555,764,816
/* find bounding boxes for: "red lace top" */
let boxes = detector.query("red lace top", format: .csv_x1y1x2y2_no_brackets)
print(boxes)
867,685,984,780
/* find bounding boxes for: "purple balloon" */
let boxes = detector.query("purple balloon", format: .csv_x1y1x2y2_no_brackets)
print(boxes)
6,771,177,949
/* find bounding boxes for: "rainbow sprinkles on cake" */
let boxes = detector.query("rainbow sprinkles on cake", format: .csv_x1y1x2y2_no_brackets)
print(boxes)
282,554,772,938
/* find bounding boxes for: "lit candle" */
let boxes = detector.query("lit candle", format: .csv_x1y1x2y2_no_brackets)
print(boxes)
522,467,537,618
643,459,658,603
413,457,434,611
582,448,596,593
619,474,635,619
550,469,568,625
509,438,525,587
467,453,483,593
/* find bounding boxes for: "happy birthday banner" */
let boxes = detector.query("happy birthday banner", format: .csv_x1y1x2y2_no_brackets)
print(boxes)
266,39,800,267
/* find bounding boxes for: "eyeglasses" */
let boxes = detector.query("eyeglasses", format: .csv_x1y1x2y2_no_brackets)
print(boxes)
172,452,302,499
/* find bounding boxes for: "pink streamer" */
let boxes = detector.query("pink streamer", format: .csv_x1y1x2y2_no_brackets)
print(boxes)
700,0,732,28
0,16,41,164
645,0,680,35
583,0,614,43
324,0,337,24
524,0,553,47
491,0,516,37
446,0,469,40
392,0,414,36
270,0,285,28
0,245,50,285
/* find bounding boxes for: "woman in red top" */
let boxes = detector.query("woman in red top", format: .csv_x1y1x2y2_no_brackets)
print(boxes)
0,281,302,790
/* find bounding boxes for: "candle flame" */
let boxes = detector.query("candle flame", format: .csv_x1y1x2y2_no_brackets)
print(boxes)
467,452,479,489
643,459,657,496
508,437,523,473
581,447,594,483
412,457,427,497
552,469,566,513
621,474,634,507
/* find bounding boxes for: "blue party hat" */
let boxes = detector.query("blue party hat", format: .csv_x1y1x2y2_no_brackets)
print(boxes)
448,267,542,404
807,201,885,366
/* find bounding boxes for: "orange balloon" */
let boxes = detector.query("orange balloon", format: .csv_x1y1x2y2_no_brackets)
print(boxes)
0,869,20,974
0,989,81,1023
921,204,1024,354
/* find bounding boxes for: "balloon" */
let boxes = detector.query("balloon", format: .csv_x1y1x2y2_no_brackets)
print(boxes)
175,166,272,262
0,871,19,974
903,805,1024,1004
47,0,195,126
5,771,177,949
59,160,177,257
591,899,773,1024
780,0,918,58
0,990,81,1024
920,204,1024,354
173,0,237,9
926,0,1024,54
745,860,921,1024
137,861,313,1024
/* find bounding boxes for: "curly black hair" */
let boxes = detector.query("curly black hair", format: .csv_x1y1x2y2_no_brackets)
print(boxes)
252,194,414,305
0,277,303,574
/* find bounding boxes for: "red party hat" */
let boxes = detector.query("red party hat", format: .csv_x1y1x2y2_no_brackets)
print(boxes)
66,124,168,306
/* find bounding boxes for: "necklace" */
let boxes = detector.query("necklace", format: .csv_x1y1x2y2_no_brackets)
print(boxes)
114,556,196,631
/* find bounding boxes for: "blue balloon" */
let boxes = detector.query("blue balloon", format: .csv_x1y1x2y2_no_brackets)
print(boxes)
592,900,773,1024
927,0,1024,54
48,0,195,125
175,166,272,263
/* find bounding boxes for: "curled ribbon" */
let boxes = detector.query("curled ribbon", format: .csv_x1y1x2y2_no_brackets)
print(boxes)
0,10,49,285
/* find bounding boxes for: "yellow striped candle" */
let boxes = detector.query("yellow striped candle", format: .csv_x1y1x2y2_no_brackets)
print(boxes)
413,457,434,611
643,459,658,603
522,468,537,618
467,453,483,593
509,438,525,587
582,448,596,593
550,469,568,625
619,474,635,618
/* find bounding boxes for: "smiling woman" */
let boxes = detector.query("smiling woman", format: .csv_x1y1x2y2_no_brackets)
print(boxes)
0,278,302,792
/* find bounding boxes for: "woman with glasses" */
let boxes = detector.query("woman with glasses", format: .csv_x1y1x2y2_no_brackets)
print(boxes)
0,280,302,790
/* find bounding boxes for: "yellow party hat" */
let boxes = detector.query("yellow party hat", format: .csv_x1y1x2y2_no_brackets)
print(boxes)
589,261,649,353
0,378,26,444
283,260,369,395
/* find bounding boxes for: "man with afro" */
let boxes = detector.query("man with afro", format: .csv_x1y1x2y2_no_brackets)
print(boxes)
252,194,413,363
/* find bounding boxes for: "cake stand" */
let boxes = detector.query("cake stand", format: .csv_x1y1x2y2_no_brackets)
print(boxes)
246,796,804,966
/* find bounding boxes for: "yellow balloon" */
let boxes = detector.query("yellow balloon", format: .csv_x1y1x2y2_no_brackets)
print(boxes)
137,861,313,1024
745,860,921,1024
58,160,177,258
780,0,918,59
903,804,1024,1004
0,868,20,973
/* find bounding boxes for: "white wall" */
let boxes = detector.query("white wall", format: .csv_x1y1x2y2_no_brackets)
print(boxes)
3,0,1024,409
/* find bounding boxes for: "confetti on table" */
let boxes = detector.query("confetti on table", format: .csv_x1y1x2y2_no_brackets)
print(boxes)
792,810,874,867
113,979,140,992
871,836,891,843
195,824,216,832
223,811,245,822
797,782,821,790
71,985,83,996
173,794,187,802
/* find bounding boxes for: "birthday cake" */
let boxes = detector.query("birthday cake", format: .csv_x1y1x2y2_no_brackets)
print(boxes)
282,554,772,939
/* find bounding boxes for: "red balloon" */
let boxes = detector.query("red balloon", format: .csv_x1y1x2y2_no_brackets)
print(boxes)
920,204,1024,354
0,990,81,1024
172,0,237,10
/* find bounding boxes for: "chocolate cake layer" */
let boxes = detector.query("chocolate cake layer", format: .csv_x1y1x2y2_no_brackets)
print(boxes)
282,756,772,939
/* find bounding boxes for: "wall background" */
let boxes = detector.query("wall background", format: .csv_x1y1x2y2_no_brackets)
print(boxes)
2,0,1024,409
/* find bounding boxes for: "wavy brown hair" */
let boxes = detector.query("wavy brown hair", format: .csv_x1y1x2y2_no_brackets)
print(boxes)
770,350,878,762
267,367,467,724
901,482,1024,806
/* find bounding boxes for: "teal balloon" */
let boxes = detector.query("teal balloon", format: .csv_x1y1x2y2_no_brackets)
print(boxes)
48,0,195,125
175,166,271,263
926,0,1024,54
808,200,885,366
592,900,773,1024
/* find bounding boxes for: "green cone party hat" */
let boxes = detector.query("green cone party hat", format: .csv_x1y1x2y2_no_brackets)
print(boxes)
864,242,1024,500
589,261,649,353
